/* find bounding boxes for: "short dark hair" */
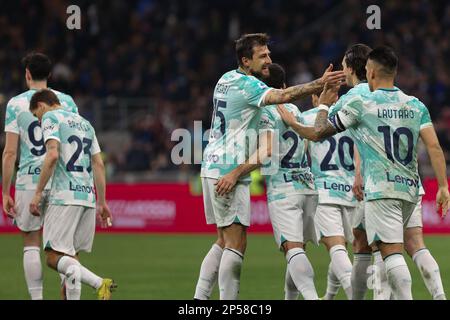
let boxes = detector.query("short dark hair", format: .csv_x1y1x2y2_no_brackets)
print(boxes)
30,89,60,111
235,33,269,67
344,43,372,81
368,46,398,76
22,52,52,81
264,63,286,89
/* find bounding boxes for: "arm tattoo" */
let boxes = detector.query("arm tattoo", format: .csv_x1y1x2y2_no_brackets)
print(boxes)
314,110,337,138
265,79,323,105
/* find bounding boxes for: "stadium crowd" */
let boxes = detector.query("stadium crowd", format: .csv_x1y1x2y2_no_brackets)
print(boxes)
1,0,449,177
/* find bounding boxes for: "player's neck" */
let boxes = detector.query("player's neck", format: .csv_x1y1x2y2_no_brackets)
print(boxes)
372,79,395,91
28,81,47,90
238,66,251,76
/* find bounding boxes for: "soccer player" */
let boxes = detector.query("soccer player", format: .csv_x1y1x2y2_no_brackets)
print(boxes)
194,33,345,300
301,44,373,300
277,46,450,300
2,53,79,300
28,89,115,300
219,63,319,300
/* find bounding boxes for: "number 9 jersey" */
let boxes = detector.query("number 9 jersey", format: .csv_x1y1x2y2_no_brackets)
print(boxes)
4,89,79,191
41,109,100,208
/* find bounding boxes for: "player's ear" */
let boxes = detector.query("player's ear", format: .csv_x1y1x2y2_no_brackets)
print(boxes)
25,68,31,81
241,56,251,68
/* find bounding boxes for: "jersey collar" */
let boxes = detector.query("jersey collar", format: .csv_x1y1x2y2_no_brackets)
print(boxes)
377,87,399,92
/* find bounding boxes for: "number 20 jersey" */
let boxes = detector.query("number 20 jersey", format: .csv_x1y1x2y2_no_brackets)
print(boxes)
4,89,79,190
331,87,432,203
42,109,100,208
301,108,357,207
201,69,272,182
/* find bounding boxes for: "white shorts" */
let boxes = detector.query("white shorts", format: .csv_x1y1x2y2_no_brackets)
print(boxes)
315,204,355,243
268,194,318,248
365,199,416,245
14,190,50,232
406,196,423,229
202,177,250,228
352,201,366,231
43,205,96,256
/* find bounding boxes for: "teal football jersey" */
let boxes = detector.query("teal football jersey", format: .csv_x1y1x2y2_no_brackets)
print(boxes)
330,87,432,203
42,109,100,208
4,89,79,190
301,108,356,206
201,69,273,181
259,103,316,203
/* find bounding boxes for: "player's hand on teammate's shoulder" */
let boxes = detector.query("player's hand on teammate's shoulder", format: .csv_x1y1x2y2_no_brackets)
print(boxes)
2,194,16,219
215,172,239,197
97,203,113,228
276,105,297,127
29,192,42,216
319,64,346,88
436,187,450,218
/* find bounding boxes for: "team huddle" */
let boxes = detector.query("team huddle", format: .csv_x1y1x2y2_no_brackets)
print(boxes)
195,34,450,300
2,53,115,300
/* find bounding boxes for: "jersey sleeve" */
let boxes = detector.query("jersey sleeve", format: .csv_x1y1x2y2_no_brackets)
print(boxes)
91,132,101,155
4,100,19,134
243,76,273,108
419,104,433,130
330,96,363,132
42,113,61,143
258,109,276,132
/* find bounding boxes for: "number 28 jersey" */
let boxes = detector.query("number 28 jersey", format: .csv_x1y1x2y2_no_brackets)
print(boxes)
330,88,432,203
4,89,78,190
42,109,100,208
201,69,272,182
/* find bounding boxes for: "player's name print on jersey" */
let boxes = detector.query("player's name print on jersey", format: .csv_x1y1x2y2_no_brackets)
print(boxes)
42,108,100,208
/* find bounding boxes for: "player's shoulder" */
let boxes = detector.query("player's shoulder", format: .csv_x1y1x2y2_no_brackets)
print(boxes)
6,90,34,109
400,91,427,110
50,88,73,101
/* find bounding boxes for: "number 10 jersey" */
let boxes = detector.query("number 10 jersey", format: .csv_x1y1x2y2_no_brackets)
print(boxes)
4,89,79,191
42,109,100,208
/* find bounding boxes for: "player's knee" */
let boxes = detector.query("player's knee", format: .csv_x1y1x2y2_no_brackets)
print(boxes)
352,231,371,254
44,250,60,269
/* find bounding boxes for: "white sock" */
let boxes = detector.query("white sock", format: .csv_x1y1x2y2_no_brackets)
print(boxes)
57,256,103,293
194,244,223,300
384,253,413,300
23,247,43,300
57,256,82,300
286,248,318,300
351,253,372,300
329,245,353,299
372,251,391,300
324,262,340,300
218,248,243,300
284,267,299,300
413,249,446,300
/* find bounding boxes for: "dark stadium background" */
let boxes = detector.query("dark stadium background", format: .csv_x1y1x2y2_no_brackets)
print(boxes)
0,0,450,299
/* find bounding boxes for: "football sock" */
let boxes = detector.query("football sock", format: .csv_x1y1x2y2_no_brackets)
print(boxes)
218,248,243,300
329,245,353,299
413,248,446,300
384,253,412,300
286,248,318,300
324,262,340,300
372,250,391,299
351,253,372,300
194,244,223,300
284,266,299,300
23,246,43,300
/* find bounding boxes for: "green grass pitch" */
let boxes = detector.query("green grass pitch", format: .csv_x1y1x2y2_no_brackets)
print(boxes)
0,233,448,299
